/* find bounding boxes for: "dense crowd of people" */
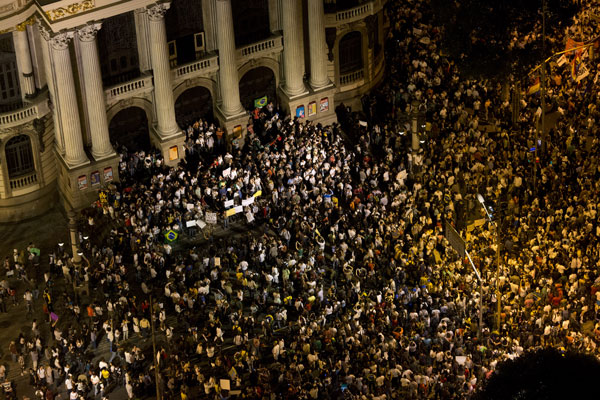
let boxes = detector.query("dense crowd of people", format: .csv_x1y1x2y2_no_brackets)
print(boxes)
2,0,600,399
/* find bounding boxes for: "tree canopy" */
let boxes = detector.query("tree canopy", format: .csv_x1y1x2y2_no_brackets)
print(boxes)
430,0,578,78
474,348,600,399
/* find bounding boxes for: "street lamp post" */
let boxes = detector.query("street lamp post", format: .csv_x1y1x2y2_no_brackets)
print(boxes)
67,210,82,268
477,194,502,331
465,249,484,339
411,101,420,151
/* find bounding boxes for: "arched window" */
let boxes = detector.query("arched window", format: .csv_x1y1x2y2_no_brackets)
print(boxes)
339,31,363,74
5,135,34,178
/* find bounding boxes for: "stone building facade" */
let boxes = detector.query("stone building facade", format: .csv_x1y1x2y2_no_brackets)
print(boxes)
0,0,387,221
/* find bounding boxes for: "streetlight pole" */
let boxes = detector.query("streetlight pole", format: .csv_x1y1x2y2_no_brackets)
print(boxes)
477,194,502,331
465,250,484,339
535,0,547,192
411,100,420,151
150,295,161,399
67,210,81,268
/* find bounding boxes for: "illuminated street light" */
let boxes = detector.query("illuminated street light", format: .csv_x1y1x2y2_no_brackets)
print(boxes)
477,193,502,331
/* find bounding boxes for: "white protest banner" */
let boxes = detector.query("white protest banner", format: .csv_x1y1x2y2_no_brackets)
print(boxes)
246,212,255,223
206,212,217,224
224,199,234,208
220,379,231,391
197,220,207,229
234,205,244,214
576,62,590,82
242,197,255,206
222,168,231,178
186,221,197,228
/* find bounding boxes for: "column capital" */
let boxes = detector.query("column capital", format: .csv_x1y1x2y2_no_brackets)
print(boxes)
147,2,170,21
38,25,52,41
77,23,102,42
50,31,75,50
16,16,37,32
39,26,75,50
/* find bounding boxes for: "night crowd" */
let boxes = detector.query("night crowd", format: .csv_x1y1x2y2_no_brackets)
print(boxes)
3,0,600,399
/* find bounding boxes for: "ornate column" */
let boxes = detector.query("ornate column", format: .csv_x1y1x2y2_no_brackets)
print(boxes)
307,0,329,89
39,26,64,154
44,30,88,167
78,23,115,160
201,0,218,52
215,0,244,115
134,8,152,72
281,0,306,96
147,3,179,137
12,28,36,97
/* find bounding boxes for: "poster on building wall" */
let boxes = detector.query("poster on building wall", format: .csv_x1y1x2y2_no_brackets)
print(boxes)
233,125,243,138
103,167,113,182
90,171,101,187
308,101,317,116
169,146,179,161
320,97,329,112
78,175,88,191
296,105,305,118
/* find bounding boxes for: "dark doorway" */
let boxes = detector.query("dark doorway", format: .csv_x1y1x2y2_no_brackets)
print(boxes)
175,86,213,128
239,67,276,110
108,106,150,151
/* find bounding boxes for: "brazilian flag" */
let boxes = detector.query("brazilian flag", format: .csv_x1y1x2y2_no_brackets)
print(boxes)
164,230,179,242
254,96,268,109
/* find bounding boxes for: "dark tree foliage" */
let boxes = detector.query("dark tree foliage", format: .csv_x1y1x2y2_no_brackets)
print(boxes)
430,0,577,78
473,348,600,400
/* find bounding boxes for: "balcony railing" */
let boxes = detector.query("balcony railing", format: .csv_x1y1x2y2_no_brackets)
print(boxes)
9,171,37,190
324,0,382,27
172,54,218,80
236,35,283,63
105,75,153,104
0,104,36,126
336,2,372,22
339,69,364,86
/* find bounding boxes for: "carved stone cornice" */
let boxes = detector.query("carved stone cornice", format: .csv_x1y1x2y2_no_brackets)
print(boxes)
45,0,95,22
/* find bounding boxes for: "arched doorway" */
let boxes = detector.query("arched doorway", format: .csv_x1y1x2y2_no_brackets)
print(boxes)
174,86,213,128
108,106,150,151
339,31,363,74
239,66,276,111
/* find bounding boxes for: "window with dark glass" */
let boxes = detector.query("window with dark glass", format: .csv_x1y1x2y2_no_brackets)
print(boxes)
232,0,270,47
339,31,363,74
5,135,34,178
